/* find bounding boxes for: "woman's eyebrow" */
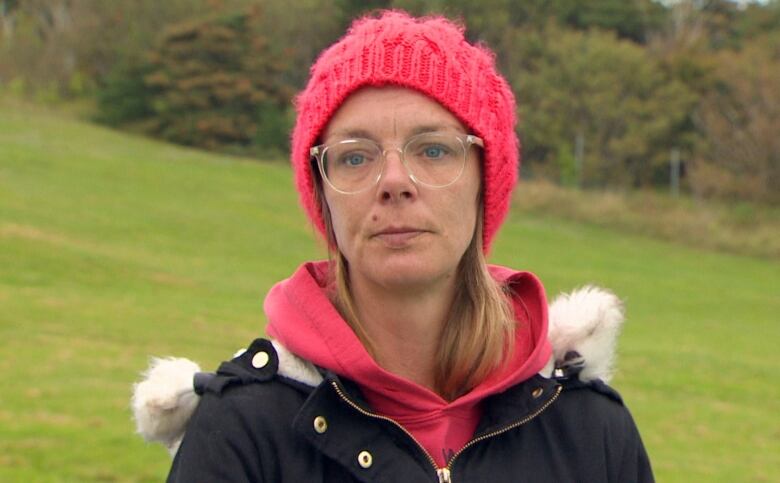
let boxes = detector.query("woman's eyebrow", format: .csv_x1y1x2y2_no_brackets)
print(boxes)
326,124,466,142
409,124,466,136
326,128,376,141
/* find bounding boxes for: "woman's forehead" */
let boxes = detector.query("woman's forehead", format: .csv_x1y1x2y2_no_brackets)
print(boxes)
322,86,467,141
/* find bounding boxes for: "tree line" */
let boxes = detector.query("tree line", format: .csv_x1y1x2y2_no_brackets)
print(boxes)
1,0,778,204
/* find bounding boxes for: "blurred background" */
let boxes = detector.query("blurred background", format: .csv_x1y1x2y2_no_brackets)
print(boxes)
0,0,778,481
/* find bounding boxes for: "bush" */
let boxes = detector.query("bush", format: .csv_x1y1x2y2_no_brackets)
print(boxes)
94,61,156,126
141,8,292,154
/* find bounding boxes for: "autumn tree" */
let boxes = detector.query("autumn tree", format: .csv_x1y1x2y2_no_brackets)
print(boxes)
691,31,780,203
142,7,292,153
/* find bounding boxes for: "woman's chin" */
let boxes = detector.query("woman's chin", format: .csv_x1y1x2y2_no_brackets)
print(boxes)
360,255,455,292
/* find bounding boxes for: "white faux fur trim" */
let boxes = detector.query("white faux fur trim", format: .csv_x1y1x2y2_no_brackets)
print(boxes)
540,285,625,383
132,285,626,457
131,357,201,456
130,342,323,459
272,340,324,387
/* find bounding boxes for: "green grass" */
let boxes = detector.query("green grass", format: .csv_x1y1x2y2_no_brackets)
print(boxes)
1,101,778,482
513,179,780,259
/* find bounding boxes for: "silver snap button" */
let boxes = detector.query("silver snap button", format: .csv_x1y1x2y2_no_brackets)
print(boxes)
313,416,328,434
357,450,373,468
251,351,270,369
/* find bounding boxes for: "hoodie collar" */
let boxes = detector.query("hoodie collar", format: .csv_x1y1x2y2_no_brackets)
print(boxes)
265,261,552,412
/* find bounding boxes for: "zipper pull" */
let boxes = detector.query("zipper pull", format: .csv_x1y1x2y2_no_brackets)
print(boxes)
437,467,452,483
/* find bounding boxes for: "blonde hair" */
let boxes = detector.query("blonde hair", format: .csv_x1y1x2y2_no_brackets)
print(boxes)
316,184,516,400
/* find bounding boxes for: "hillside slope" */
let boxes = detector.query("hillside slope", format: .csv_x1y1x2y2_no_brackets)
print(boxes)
1,103,777,482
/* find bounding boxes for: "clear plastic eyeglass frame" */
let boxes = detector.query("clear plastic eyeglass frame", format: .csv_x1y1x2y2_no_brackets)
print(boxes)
310,133,484,195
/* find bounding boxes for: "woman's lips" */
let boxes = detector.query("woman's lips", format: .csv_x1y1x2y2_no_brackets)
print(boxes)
373,228,426,247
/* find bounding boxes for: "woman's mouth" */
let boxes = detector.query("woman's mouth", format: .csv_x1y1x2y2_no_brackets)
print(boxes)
373,227,427,248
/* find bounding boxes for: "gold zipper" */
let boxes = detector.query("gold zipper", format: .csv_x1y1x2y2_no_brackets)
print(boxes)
330,380,562,483
437,467,452,483
330,381,442,474
445,384,563,476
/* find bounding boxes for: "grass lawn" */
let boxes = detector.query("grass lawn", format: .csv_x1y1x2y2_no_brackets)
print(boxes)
1,102,778,482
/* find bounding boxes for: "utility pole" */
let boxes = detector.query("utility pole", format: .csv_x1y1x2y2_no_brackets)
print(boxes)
575,131,585,188
670,148,681,197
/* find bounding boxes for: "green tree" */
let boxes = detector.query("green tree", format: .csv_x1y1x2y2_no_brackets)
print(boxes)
255,0,343,91
509,23,696,188
143,7,292,153
338,0,393,22
392,0,667,45
737,0,780,41
0,0,216,96
550,0,667,43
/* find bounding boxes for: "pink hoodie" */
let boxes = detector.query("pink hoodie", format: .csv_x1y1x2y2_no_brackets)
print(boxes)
265,261,551,468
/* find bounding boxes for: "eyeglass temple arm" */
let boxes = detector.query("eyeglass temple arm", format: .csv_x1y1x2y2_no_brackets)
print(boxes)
466,135,484,148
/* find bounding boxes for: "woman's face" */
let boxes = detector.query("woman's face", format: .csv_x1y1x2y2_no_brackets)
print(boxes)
321,87,481,293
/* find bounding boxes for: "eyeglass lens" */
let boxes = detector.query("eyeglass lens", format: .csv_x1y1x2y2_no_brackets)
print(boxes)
322,133,467,193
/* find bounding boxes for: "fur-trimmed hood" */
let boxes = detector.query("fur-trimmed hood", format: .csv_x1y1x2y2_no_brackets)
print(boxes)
132,285,625,455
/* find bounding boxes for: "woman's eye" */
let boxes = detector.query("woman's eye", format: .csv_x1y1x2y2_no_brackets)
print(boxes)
342,153,366,166
422,145,447,159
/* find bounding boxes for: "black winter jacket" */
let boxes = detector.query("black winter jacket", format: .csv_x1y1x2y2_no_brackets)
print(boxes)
167,338,654,483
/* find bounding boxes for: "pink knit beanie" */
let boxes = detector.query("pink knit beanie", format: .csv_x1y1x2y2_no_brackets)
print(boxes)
291,10,519,253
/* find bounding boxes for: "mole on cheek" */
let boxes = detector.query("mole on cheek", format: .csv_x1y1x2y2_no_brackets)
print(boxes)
372,215,378,222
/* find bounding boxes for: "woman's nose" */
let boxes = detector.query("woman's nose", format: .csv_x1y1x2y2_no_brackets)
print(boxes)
377,149,416,202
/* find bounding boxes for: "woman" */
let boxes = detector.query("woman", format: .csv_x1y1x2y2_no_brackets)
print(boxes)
139,10,653,482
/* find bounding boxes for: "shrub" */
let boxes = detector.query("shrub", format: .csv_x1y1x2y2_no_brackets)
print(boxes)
142,8,292,154
94,61,156,126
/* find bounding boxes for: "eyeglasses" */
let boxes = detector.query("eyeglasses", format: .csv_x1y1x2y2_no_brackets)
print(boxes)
310,132,484,195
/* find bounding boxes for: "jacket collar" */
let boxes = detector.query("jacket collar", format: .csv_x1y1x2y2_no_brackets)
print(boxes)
131,284,626,456
290,368,562,481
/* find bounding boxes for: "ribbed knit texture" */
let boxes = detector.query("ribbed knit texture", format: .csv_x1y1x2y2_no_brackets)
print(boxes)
291,10,519,253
